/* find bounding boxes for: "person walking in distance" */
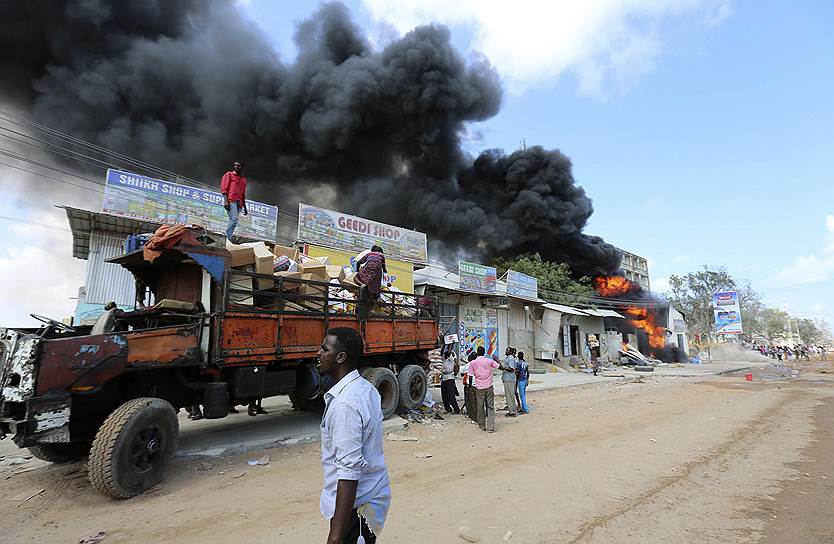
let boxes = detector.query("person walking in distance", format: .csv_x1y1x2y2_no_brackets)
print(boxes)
469,346,500,432
501,347,518,417
440,345,461,414
220,161,248,241
517,352,530,414
317,328,390,543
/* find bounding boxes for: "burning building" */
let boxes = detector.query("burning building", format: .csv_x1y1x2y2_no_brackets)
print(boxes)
594,276,689,362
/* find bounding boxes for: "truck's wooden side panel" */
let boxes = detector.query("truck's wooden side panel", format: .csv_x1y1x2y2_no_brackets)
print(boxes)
219,312,437,365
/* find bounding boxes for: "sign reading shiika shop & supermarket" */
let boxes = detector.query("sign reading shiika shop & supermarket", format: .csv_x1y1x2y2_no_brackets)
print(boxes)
507,270,538,300
103,169,278,241
458,261,497,294
297,204,428,265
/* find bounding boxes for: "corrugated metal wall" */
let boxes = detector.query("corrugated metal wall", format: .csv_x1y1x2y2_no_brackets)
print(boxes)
85,233,136,306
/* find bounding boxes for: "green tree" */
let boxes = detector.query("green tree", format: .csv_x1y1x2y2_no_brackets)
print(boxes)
761,308,790,342
795,318,831,344
737,281,766,341
492,253,594,304
665,266,736,339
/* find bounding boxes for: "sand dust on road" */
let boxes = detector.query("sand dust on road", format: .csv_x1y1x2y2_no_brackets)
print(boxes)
1,364,832,544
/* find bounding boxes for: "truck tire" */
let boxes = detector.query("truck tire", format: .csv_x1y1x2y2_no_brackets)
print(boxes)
397,365,427,411
28,442,91,463
289,392,325,412
88,398,179,499
359,367,399,419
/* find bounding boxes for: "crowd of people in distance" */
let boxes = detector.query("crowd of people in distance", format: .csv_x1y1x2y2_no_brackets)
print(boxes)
753,343,828,361
438,344,530,433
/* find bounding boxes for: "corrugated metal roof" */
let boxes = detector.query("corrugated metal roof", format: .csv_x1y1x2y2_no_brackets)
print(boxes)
415,265,546,303
62,206,162,260
541,303,591,316
580,308,626,318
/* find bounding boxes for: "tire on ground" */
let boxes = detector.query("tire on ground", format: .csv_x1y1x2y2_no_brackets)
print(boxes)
396,364,427,411
28,442,91,463
87,397,179,499
359,367,399,419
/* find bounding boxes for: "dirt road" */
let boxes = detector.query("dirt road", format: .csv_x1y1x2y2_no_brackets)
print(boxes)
1,362,832,544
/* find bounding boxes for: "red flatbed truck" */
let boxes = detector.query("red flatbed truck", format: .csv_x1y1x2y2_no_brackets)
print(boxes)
0,241,437,498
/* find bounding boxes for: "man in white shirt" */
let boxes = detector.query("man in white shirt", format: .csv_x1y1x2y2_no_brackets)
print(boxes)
318,327,390,544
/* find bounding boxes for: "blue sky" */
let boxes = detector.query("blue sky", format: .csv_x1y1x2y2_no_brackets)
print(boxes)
240,0,834,324
0,0,831,329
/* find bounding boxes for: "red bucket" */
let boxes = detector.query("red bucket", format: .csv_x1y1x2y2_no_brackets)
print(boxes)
745,373,753,382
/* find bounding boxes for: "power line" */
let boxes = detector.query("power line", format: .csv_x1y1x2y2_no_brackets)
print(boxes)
0,214,71,232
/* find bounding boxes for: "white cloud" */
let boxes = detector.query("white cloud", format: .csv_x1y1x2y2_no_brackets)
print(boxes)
362,0,731,96
0,209,85,327
769,214,834,288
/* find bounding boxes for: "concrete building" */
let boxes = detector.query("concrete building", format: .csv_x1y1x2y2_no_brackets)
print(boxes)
618,248,650,290
414,266,626,366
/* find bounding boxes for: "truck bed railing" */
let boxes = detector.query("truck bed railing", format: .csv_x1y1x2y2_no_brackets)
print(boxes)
223,269,437,321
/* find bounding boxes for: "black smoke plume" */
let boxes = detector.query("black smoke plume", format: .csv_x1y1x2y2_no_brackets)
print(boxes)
0,0,621,275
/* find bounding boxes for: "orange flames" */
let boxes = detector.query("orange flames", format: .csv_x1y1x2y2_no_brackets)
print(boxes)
595,276,667,352
621,307,666,349
594,276,632,297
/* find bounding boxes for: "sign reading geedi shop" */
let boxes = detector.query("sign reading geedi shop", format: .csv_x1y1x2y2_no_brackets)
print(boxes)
297,203,428,264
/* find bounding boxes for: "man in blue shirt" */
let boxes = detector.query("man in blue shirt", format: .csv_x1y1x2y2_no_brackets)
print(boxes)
318,328,390,543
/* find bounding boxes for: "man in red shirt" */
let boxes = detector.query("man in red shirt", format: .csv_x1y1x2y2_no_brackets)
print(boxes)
220,161,248,241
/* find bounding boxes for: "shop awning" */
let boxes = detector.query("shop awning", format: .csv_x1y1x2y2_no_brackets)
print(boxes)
580,308,626,318
541,303,590,316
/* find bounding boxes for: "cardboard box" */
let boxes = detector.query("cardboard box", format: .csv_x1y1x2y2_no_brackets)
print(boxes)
343,273,359,287
299,262,327,279
272,244,300,262
325,265,346,282
225,240,256,268
300,273,327,297
274,271,302,292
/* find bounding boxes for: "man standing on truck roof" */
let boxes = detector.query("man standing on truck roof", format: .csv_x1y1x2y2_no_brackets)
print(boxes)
220,160,247,241
317,327,390,543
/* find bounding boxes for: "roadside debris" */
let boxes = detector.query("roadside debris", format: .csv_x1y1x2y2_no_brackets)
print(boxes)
387,434,419,442
503,529,514,541
413,451,433,459
458,527,480,542
9,488,44,502
79,531,106,544
247,455,270,466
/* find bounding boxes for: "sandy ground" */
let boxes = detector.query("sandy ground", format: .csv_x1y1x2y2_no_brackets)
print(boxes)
1,359,832,544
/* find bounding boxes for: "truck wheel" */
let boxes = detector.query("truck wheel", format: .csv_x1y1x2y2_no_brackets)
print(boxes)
397,365,427,411
88,398,179,499
28,442,91,463
360,367,399,419
289,392,325,412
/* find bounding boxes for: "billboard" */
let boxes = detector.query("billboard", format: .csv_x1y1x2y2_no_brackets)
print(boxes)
103,169,278,241
713,290,743,334
507,270,538,300
297,204,428,264
458,261,497,294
